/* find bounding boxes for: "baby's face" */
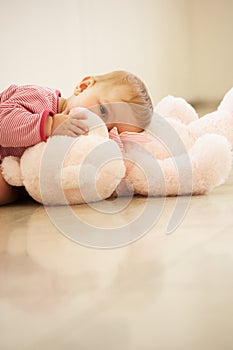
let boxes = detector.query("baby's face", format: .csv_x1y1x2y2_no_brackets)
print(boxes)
67,83,143,133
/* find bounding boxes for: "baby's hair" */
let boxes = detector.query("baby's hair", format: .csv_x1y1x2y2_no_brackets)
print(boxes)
94,70,154,129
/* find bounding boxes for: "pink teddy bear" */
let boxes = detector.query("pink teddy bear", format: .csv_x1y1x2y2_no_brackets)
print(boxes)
1,88,233,205
111,87,233,197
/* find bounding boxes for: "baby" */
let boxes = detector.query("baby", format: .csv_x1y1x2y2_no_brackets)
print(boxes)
0,70,153,204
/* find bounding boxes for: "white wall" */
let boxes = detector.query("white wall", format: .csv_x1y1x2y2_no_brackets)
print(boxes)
0,0,83,95
0,0,232,105
190,0,233,102
77,0,193,103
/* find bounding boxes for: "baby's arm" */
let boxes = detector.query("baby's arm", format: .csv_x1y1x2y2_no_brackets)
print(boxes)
0,104,89,149
46,110,89,137
0,104,54,147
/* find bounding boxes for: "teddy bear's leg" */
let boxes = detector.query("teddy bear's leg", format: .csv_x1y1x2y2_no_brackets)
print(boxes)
162,134,232,195
154,96,199,125
61,164,104,204
125,134,231,197
189,134,232,194
60,159,125,204
188,110,233,149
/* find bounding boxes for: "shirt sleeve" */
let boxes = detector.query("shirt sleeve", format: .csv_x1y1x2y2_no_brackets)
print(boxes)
0,102,55,147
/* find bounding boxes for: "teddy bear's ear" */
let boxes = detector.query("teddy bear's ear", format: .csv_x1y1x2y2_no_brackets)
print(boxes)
218,87,233,116
1,156,23,186
154,95,199,124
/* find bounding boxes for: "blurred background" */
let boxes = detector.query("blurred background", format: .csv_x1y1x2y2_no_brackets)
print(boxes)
0,0,232,109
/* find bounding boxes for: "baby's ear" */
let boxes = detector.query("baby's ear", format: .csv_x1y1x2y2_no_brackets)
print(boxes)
74,76,95,95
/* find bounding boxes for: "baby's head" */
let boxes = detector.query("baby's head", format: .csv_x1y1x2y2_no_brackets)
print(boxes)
67,70,153,133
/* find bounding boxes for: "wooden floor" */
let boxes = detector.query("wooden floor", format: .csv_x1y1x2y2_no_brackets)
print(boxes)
0,106,233,349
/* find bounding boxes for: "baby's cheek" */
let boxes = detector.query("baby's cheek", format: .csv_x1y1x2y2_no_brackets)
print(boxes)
117,123,143,134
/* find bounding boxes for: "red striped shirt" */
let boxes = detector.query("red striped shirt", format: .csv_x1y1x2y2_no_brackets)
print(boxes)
0,84,60,160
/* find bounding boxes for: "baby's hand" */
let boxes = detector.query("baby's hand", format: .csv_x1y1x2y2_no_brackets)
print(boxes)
51,109,89,137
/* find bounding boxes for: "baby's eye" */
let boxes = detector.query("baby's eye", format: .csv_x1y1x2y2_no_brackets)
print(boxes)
99,104,107,117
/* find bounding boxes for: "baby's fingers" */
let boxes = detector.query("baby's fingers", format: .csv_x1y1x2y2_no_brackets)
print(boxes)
71,126,88,135
71,120,89,133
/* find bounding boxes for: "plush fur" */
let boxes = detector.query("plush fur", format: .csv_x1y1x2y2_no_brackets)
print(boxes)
1,89,233,205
